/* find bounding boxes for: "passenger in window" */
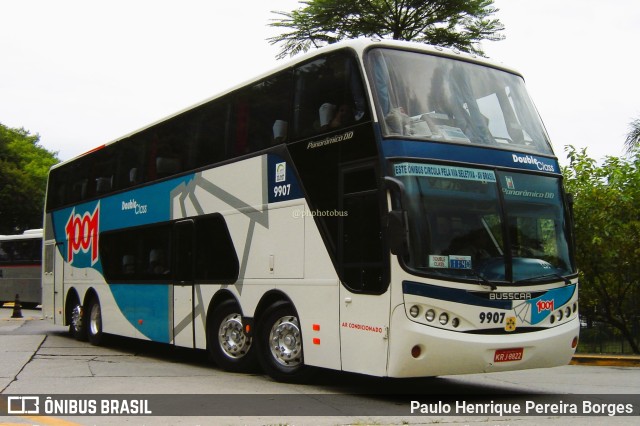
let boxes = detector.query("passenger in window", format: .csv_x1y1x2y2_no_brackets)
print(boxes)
272,120,288,144
319,103,356,131
148,249,169,275
330,104,356,128
319,103,336,129
122,255,136,275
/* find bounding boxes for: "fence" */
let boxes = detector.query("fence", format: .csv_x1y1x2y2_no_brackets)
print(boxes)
577,319,640,354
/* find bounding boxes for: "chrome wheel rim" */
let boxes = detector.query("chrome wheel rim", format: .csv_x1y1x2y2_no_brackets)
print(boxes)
218,313,251,359
71,304,83,332
268,315,302,367
89,303,101,336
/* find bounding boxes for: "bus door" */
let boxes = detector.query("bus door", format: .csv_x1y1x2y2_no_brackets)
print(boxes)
172,219,195,347
43,241,64,324
338,164,391,376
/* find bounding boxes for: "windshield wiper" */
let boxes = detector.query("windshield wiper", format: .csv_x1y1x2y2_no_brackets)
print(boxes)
467,269,497,290
516,273,571,285
420,267,499,290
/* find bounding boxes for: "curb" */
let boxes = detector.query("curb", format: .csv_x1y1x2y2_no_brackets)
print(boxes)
571,354,640,367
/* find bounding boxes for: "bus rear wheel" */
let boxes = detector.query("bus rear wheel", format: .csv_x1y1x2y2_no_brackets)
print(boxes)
207,300,257,373
68,297,86,341
86,297,103,346
257,302,312,382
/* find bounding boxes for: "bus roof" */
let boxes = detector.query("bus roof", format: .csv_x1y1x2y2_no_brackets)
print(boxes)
51,38,522,169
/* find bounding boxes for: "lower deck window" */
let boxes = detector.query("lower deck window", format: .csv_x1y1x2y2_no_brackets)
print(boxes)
100,214,238,283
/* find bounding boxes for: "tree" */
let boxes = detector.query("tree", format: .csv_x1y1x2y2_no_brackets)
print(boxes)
268,0,505,59
624,118,640,155
0,123,59,234
563,146,640,353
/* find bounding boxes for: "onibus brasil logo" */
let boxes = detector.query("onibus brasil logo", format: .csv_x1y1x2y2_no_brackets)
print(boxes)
65,203,100,266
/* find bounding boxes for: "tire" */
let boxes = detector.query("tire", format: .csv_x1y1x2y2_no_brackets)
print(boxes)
86,296,103,346
207,300,258,373
257,302,313,382
67,296,86,341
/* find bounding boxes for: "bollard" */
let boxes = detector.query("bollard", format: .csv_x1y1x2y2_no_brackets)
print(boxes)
11,294,23,318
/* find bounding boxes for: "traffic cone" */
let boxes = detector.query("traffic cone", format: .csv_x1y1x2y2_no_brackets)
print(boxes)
11,294,23,318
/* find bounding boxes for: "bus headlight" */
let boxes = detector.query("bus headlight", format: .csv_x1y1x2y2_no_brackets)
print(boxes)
439,312,449,326
409,305,420,318
425,309,435,322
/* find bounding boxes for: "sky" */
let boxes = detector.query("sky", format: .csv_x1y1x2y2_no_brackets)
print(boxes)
1,0,639,164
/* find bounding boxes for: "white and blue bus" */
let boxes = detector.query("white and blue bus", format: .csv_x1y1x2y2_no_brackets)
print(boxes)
43,39,578,381
1,229,43,308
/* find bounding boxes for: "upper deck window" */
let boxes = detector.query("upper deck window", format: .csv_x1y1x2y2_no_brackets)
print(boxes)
366,48,553,155
293,50,368,139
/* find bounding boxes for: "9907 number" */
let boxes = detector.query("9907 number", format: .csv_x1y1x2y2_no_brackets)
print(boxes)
273,184,291,198
479,311,505,324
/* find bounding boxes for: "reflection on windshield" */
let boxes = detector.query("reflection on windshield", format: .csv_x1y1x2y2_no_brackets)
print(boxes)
394,162,574,284
368,48,553,155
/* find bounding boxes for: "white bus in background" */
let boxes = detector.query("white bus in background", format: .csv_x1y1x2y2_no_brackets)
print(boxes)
42,39,578,382
0,229,43,308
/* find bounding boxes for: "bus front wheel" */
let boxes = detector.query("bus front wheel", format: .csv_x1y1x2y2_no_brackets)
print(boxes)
207,300,257,373
257,302,312,382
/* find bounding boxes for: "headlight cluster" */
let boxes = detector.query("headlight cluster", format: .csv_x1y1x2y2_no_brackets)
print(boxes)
550,301,579,324
408,305,461,329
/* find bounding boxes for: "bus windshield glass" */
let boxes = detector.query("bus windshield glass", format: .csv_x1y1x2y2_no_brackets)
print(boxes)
367,48,553,155
394,163,574,284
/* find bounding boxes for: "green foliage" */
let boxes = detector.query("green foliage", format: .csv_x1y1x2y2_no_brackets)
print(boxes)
624,118,640,155
563,145,640,353
0,123,59,234
268,0,505,59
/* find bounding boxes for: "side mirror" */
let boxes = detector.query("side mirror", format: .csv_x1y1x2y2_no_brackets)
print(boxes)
387,210,409,256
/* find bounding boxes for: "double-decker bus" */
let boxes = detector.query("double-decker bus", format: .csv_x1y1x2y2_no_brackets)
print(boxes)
42,39,578,381
1,229,43,308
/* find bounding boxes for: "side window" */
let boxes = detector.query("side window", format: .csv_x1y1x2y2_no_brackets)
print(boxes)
116,135,147,189
90,146,117,196
189,101,230,168
150,122,185,179
230,71,292,156
293,51,368,139
101,215,238,284
194,214,239,282
101,224,172,282
0,239,41,265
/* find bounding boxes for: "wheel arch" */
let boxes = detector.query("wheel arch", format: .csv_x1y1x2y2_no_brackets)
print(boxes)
254,290,298,331
206,289,241,325
83,287,100,307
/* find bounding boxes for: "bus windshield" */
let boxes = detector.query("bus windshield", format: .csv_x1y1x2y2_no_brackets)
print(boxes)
367,48,553,155
394,163,574,284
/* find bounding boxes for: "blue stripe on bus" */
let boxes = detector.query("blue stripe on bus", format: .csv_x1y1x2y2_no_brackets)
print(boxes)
51,175,195,273
109,284,171,343
403,281,577,325
403,281,511,309
381,139,560,174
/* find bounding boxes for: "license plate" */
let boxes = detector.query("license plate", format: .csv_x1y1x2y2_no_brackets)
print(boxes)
494,348,524,362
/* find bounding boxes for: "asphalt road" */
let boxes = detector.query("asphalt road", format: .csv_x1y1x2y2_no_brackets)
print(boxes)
1,306,639,425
